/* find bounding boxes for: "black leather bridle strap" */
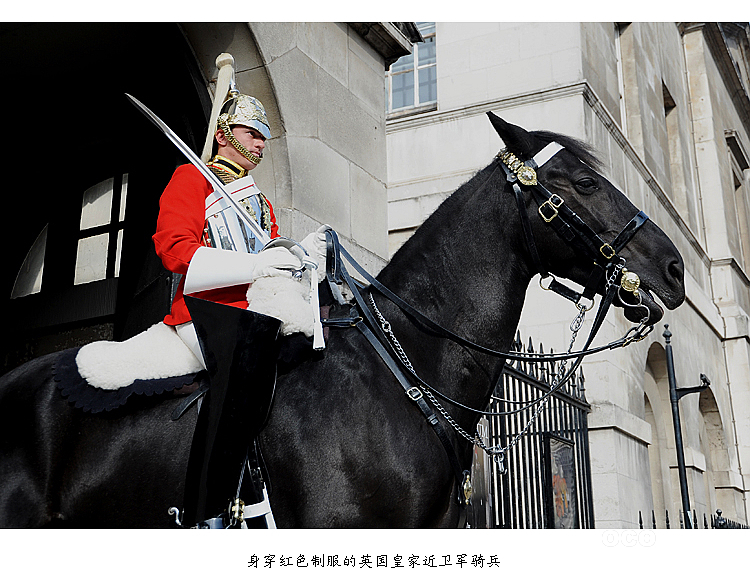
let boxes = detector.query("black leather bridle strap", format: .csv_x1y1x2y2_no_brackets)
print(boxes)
611,210,649,253
511,177,548,279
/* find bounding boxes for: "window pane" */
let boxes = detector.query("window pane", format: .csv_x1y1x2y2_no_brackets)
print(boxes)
418,36,436,66
80,178,114,230
392,71,415,109
419,66,437,104
74,233,108,285
391,51,413,74
11,225,47,298
114,229,124,277
416,22,435,36
119,173,128,222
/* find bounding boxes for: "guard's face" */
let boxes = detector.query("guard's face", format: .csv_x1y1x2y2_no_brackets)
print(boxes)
216,126,266,170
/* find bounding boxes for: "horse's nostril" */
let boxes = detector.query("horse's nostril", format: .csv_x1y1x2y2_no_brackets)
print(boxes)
668,259,684,283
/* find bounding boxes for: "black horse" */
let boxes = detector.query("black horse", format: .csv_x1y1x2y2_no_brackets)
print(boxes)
0,115,685,528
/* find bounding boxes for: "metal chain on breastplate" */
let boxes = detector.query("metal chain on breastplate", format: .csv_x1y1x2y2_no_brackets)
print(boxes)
368,292,588,475
368,295,492,452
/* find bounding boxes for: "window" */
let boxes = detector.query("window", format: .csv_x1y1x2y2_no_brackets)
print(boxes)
10,175,129,298
387,22,436,114
727,132,750,272
75,175,128,285
614,23,630,134
11,225,48,298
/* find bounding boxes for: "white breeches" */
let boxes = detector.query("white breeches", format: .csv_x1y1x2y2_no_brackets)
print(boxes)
176,321,207,370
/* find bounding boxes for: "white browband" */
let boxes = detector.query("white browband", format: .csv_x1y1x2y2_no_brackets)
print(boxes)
532,142,564,168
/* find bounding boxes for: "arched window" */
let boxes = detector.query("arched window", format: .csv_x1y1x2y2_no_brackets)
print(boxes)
10,225,48,299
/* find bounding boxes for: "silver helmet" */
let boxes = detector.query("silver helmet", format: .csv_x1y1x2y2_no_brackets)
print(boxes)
216,94,271,166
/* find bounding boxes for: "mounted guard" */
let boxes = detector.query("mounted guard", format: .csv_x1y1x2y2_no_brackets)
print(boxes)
143,53,328,528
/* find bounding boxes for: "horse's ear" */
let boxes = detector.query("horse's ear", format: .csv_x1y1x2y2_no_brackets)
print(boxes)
487,112,535,157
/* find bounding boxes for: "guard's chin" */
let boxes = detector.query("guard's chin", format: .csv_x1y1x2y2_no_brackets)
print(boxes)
614,286,664,324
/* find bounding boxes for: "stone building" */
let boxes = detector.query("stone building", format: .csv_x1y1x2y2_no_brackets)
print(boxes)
386,22,750,527
0,22,418,372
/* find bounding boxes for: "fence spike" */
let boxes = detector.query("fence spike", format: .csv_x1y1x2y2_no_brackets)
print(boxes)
665,509,670,529
639,511,643,529
652,510,657,529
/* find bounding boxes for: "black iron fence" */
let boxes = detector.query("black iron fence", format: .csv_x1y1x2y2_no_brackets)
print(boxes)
640,509,749,529
468,333,594,528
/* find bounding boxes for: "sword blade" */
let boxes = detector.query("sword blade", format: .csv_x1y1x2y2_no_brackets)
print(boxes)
125,93,271,246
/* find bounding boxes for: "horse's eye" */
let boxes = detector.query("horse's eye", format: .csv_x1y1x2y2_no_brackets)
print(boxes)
575,177,598,194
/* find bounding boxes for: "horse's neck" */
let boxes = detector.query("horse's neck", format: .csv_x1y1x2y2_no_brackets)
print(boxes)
375,173,533,416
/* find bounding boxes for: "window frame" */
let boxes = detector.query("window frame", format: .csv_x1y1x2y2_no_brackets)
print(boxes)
386,22,437,117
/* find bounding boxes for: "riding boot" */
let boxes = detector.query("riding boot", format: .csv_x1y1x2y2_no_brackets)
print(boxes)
181,296,282,528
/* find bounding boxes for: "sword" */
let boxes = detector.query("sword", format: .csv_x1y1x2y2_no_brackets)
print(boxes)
125,93,271,246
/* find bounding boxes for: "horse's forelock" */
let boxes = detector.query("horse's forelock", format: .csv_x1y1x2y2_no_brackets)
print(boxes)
530,130,603,171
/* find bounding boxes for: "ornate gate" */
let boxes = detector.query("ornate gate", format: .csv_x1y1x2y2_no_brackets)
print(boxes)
468,333,594,528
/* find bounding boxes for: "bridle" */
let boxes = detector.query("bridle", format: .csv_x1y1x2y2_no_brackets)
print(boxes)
321,141,654,513
498,141,653,354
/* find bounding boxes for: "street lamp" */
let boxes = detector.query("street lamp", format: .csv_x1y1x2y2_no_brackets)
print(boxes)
663,324,710,529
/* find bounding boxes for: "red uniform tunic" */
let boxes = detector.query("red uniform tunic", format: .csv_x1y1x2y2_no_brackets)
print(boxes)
153,164,279,326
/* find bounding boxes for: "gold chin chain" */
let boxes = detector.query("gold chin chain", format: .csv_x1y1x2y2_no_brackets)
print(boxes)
217,117,262,166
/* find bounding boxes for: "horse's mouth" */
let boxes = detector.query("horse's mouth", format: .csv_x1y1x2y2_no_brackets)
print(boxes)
614,284,665,325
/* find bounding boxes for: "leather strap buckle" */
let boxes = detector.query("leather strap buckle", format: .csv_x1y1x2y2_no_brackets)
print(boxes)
406,387,423,401
600,243,615,260
538,194,564,223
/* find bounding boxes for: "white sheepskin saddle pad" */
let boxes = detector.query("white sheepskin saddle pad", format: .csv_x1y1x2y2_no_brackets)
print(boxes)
245,275,315,338
75,276,315,391
75,322,204,391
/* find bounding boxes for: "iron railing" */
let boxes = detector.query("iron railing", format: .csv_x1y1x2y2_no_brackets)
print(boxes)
469,332,594,528
639,509,749,529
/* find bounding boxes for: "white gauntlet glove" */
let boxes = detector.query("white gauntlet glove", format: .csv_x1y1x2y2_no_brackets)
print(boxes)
251,247,304,279
300,224,330,283
183,246,303,295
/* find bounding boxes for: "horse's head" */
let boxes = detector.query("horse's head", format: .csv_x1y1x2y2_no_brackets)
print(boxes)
489,112,685,324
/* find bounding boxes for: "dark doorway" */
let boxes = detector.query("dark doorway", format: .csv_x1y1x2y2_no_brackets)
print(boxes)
0,23,210,374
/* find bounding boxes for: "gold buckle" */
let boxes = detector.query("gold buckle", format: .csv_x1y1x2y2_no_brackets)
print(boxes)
539,195,564,223
600,243,615,260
